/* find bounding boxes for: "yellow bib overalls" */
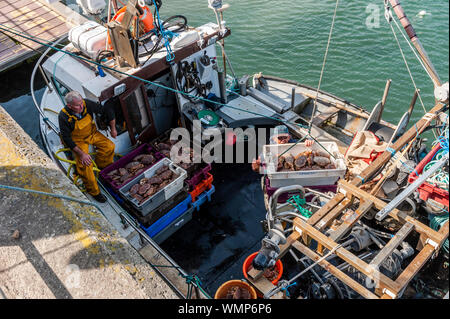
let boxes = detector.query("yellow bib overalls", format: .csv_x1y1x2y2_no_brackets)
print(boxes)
62,105,115,196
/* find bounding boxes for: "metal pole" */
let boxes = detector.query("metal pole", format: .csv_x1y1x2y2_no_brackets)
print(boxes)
388,0,442,87
375,152,449,221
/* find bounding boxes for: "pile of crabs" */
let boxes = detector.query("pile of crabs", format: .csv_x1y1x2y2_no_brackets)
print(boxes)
127,164,180,205
154,140,197,172
106,153,157,185
277,150,336,172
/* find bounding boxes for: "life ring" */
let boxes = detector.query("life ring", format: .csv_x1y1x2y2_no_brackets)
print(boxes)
107,5,154,47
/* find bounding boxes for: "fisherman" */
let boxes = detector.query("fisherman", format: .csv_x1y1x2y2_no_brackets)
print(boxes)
251,125,314,172
58,91,117,203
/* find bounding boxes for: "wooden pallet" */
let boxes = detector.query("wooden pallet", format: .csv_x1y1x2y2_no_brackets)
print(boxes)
290,179,448,299
256,102,448,299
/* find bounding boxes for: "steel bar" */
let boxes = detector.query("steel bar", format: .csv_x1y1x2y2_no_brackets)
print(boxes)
375,152,449,221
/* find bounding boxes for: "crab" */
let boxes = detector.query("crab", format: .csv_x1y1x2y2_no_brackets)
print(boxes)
125,161,141,170
313,156,331,167
294,155,307,170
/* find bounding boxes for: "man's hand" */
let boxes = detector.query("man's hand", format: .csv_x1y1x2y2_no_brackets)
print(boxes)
252,157,261,172
109,119,117,138
80,152,93,167
110,127,117,139
73,146,92,167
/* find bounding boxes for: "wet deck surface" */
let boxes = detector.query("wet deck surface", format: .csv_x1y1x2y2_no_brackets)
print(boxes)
160,163,268,295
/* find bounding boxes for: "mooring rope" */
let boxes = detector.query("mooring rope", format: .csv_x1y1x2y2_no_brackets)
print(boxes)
308,0,340,134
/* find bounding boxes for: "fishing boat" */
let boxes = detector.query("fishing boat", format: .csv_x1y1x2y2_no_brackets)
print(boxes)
20,0,449,299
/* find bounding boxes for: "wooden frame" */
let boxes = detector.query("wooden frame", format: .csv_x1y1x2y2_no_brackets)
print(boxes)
119,84,156,145
246,103,448,299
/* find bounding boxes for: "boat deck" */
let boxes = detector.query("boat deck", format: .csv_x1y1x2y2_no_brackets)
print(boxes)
160,163,267,295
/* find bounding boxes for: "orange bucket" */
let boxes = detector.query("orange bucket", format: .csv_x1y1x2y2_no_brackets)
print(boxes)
243,252,283,285
214,280,257,299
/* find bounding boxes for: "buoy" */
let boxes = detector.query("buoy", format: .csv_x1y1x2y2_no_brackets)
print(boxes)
417,10,427,17
107,5,154,48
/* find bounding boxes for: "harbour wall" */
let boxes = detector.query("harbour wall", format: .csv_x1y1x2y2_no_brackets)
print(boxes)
0,104,177,299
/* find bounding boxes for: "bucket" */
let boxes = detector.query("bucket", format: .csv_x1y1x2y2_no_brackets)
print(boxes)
214,280,257,299
243,252,283,285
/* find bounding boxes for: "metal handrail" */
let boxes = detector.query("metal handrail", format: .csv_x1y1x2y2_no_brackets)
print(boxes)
30,36,66,135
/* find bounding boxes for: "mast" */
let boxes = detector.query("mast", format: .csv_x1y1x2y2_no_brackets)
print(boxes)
388,0,442,88
387,0,449,106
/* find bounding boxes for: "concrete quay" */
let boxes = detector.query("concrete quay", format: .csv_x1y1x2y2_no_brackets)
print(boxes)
0,104,177,299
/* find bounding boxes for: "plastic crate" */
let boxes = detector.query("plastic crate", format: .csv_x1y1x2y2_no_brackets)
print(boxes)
150,129,175,150
152,206,194,244
151,129,205,177
99,143,164,192
192,185,215,212
126,187,190,227
140,194,192,238
119,158,187,216
408,145,449,209
263,142,346,187
190,172,213,202
185,164,212,190
264,176,337,203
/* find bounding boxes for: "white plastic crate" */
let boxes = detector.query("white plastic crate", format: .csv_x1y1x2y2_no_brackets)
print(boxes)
263,142,347,187
119,158,187,216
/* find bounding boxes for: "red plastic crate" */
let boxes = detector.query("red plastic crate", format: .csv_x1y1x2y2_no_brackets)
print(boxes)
408,145,449,209
190,172,213,202
185,164,212,190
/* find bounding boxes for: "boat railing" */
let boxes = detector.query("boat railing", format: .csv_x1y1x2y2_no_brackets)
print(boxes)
30,36,67,135
98,181,211,299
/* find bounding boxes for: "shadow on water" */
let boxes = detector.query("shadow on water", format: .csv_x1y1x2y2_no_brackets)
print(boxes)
0,60,46,150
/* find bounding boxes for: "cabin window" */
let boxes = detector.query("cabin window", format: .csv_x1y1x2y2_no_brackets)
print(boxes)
120,85,155,144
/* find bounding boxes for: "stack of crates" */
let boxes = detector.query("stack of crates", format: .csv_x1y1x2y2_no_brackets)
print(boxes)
115,157,192,244
151,129,215,212
185,164,215,211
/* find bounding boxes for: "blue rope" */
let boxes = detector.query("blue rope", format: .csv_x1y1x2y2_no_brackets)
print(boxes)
386,146,396,156
151,0,176,62
356,175,365,184
280,282,297,298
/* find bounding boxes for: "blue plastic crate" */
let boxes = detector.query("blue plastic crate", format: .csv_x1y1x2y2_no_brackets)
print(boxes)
192,185,215,212
140,194,192,238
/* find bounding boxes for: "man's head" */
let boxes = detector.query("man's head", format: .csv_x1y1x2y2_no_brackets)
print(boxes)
272,125,291,144
65,91,84,114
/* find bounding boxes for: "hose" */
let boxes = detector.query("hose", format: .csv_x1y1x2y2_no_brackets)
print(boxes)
139,15,188,63
429,213,449,254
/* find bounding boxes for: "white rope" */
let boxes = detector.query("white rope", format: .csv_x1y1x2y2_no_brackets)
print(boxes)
391,12,435,85
308,0,340,133
388,11,437,138
387,12,437,138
